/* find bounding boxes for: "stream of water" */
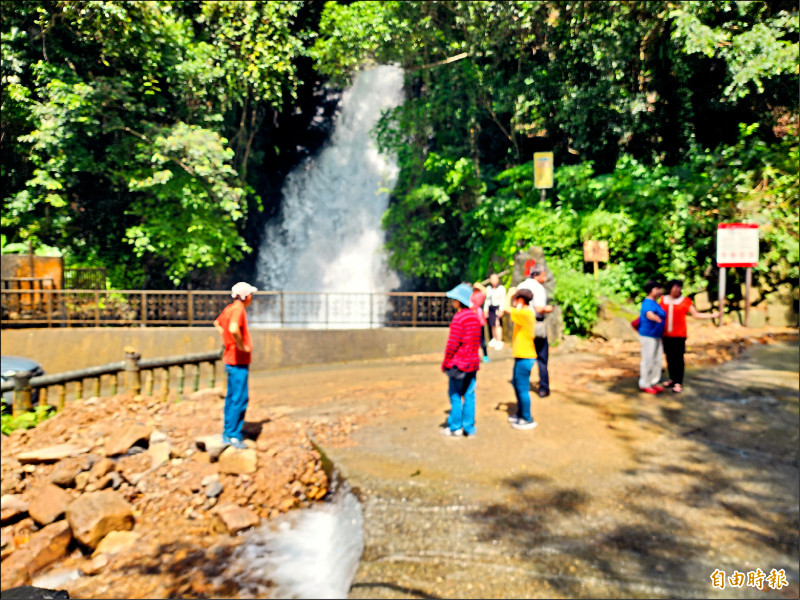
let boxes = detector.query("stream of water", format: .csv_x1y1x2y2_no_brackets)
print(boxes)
221,480,364,599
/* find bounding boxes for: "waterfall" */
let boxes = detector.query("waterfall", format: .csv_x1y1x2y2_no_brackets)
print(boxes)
255,65,403,295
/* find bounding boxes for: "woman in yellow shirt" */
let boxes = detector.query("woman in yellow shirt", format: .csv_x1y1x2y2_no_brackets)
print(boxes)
505,287,538,430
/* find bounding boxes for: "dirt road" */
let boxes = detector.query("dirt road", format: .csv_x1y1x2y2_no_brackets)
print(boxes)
246,326,798,599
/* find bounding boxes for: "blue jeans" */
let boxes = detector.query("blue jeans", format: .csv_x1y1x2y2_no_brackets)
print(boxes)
447,372,477,435
511,358,536,422
223,364,249,440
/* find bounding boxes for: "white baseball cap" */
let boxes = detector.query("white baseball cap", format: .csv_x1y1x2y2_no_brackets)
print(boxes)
231,281,258,299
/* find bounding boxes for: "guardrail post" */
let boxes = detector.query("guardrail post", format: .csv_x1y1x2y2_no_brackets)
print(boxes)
194,363,201,392
57,385,66,411
93,377,100,398
412,294,418,327
124,346,142,395
161,367,170,401
12,370,33,416
280,292,285,327
75,379,83,401
46,291,53,328
187,291,194,327
141,291,147,327
146,370,154,396
94,290,100,326
111,373,118,395
39,387,48,408
178,365,185,396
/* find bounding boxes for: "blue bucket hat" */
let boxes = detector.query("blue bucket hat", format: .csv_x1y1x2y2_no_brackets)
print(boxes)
446,283,473,308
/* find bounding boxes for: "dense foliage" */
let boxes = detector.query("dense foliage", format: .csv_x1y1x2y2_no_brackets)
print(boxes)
2,1,311,286
314,0,798,332
2,1,798,335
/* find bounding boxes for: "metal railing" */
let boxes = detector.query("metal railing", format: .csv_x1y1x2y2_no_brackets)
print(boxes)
1,289,455,328
64,267,107,290
1,347,223,416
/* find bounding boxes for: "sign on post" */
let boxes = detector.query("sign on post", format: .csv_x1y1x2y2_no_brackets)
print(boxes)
583,240,609,277
533,152,554,189
716,223,759,327
717,223,759,267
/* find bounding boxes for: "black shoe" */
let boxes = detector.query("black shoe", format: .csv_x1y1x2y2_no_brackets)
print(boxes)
538,389,550,398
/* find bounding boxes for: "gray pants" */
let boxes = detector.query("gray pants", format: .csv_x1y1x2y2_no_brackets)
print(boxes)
639,335,663,389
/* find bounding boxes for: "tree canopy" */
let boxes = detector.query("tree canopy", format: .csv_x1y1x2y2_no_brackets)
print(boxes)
2,0,306,286
312,0,798,330
2,1,797,323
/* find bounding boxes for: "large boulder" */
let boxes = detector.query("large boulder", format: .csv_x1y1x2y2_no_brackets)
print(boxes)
210,503,259,534
66,490,134,549
49,457,84,488
92,530,141,557
592,299,639,342
195,435,228,461
104,424,153,456
148,442,171,470
28,483,73,526
216,447,257,475
1,494,29,524
0,520,72,588
17,444,90,465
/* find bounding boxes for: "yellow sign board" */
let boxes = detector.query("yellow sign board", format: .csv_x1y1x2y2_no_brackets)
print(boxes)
533,152,554,189
583,240,609,263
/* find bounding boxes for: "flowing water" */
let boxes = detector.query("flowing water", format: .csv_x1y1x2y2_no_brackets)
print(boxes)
255,65,404,302
220,480,364,599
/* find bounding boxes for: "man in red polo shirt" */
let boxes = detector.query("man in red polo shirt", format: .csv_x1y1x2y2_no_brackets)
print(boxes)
214,281,257,449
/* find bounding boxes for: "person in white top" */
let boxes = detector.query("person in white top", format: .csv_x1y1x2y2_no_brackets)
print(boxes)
482,273,506,350
517,266,553,396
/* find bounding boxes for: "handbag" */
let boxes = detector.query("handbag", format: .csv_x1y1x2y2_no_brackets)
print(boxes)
534,319,547,339
444,366,467,379
631,316,641,331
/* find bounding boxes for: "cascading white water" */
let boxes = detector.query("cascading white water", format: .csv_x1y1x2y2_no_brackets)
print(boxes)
220,481,364,599
255,65,403,296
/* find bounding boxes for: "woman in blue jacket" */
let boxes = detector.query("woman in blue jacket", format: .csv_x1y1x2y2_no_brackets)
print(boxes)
638,280,666,394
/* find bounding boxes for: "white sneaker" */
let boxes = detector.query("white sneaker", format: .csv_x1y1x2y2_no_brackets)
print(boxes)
511,419,538,431
495,340,504,350
440,427,463,437
507,415,520,424
488,339,497,349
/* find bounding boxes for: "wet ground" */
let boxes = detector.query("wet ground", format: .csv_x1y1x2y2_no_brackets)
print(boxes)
246,329,798,599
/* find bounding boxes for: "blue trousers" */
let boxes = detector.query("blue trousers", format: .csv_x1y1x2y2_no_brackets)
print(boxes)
223,364,249,440
511,358,536,422
447,372,477,435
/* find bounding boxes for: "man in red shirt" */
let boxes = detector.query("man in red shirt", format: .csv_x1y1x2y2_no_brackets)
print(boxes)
441,283,482,438
214,281,257,449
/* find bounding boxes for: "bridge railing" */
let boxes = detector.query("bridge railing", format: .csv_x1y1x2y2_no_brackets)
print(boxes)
1,347,223,416
0,289,455,328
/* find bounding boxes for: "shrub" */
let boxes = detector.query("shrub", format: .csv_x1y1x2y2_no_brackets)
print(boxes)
1,403,56,436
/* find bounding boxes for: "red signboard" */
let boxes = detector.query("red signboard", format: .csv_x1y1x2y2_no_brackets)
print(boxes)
716,223,759,267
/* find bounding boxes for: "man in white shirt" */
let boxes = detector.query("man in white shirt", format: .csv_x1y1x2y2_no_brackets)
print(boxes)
482,273,506,350
518,265,553,397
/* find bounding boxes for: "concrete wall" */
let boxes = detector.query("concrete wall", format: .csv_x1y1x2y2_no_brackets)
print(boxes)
0,327,450,375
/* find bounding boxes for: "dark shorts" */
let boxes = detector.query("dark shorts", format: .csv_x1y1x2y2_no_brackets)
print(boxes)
487,305,503,327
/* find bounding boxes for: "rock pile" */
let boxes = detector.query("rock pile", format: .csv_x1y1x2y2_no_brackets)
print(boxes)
1,388,330,596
